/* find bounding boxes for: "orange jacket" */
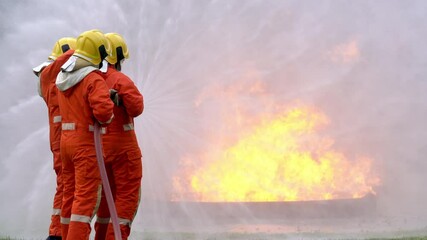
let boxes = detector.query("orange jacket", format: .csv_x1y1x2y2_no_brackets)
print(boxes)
102,65,143,157
56,64,114,146
39,50,74,154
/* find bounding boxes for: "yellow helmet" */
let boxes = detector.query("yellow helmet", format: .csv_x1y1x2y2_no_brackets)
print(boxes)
48,37,76,60
73,29,110,65
105,33,129,65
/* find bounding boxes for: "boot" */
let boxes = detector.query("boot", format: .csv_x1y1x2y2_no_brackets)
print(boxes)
46,236,62,240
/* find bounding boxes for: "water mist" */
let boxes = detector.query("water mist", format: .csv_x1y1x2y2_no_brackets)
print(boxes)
1,0,427,239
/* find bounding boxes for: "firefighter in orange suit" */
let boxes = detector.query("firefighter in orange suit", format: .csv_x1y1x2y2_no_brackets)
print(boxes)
94,33,143,240
55,29,114,240
33,37,76,240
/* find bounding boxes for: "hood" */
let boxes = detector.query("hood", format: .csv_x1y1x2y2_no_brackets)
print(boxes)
32,60,53,76
33,60,53,97
56,56,99,92
56,66,98,92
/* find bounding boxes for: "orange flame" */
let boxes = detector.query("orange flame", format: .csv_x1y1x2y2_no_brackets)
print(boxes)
173,107,380,202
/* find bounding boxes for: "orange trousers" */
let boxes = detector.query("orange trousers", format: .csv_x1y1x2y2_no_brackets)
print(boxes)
94,151,142,240
61,142,101,240
49,148,63,236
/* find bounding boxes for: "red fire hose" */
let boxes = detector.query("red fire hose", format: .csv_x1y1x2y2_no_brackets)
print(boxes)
94,122,122,240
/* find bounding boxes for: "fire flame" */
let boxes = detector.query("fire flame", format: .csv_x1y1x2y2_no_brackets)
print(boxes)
173,107,380,202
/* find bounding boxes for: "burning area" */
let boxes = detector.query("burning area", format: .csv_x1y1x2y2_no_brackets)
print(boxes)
173,80,381,203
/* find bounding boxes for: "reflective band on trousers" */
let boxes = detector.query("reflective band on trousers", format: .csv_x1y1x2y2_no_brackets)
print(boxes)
96,217,110,224
96,217,132,226
70,214,91,223
62,123,106,134
123,123,134,131
60,217,70,224
52,208,61,215
118,217,132,226
53,116,62,123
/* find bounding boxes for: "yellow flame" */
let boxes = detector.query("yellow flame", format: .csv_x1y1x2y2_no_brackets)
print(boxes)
174,107,380,202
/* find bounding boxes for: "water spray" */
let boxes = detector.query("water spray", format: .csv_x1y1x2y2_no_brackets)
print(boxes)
94,122,122,240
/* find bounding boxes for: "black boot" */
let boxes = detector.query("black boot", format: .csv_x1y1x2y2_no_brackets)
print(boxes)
46,236,62,240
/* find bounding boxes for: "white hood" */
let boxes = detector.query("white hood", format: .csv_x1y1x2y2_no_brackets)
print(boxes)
56,66,98,91
32,60,53,76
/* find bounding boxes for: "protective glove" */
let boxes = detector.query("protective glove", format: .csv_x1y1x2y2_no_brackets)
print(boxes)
109,89,120,106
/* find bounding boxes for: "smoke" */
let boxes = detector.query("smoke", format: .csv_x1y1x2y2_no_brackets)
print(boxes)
1,0,427,238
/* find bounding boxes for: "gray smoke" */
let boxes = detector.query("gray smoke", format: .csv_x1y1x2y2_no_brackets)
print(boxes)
1,0,427,239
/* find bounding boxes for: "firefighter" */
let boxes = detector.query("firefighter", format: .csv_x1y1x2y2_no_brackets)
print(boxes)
55,29,114,240
33,37,76,240
94,33,143,240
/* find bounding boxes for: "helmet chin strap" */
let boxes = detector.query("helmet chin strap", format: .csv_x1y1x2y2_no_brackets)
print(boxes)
114,47,125,71
114,62,122,71
98,44,108,69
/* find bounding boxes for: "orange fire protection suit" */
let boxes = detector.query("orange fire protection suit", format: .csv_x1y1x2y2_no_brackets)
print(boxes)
56,60,114,240
95,64,143,240
39,49,74,237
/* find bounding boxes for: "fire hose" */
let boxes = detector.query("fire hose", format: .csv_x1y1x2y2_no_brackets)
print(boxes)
94,122,122,240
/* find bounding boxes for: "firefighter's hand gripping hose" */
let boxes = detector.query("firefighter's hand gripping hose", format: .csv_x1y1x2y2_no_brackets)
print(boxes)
94,122,122,240
109,89,120,106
